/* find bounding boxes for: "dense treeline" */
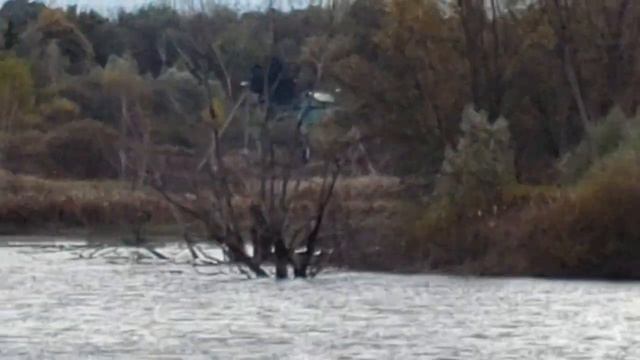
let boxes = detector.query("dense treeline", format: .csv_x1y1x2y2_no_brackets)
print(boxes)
3,0,640,277
1,0,639,179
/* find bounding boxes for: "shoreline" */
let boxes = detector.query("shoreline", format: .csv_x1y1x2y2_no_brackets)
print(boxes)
3,231,640,282
5,169,640,281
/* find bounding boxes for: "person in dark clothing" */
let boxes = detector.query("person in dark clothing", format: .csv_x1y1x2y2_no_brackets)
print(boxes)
250,64,265,95
248,57,296,106
267,57,283,84
273,77,295,106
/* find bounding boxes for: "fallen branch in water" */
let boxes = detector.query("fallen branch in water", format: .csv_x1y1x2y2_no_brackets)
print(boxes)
144,246,169,260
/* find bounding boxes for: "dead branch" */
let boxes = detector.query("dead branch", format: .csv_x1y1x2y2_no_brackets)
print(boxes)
149,178,204,222
144,247,170,260
197,91,249,171
294,159,341,278
211,43,233,99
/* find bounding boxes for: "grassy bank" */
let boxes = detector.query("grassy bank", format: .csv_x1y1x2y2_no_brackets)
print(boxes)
5,150,640,280
0,170,172,233
0,169,409,242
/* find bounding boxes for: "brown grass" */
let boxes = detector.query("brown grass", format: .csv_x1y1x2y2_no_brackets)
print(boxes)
9,160,639,279
0,170,407,240
0,170,171,230
10,162,637,279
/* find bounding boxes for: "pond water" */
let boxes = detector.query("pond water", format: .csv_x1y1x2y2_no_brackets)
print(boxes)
1,238,640,359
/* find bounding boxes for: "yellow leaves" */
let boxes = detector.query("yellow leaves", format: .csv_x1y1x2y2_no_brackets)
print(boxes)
211,97,226,121
36,8,94,60
37,9,71,32
0,56,35,131
210,96,226,129
383,0,446,42
0,57,33,103
201,96,227,130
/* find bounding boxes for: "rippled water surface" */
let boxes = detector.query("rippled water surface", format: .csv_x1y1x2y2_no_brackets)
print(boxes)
1,237,640,359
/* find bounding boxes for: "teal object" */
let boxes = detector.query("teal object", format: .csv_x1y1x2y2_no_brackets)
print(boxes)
297,99,334,132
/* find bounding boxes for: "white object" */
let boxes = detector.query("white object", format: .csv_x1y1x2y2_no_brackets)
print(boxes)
310,91,336,104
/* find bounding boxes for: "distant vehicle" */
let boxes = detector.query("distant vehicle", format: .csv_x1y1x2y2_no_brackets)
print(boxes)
237,59,343,162
297,89,341,162
298,90,338,129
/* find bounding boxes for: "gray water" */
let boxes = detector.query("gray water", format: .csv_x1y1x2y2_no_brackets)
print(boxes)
1,238,640,359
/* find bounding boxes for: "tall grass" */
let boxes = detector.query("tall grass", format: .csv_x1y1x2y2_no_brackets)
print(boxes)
0,170,170,230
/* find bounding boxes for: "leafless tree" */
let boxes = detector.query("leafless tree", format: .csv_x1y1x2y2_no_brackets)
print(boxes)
543,0,591,132
150,98,342,278
147,14,344,279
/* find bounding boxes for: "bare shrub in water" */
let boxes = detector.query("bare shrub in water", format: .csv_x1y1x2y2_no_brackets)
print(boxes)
149,23,346,279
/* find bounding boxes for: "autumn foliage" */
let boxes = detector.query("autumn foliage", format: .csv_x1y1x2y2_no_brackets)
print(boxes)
2,0,640,277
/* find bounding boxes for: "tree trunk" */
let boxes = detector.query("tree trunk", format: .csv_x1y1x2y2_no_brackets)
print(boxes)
562,46,591,133
293,263,308,278
275,258,289,279
231,247,270,278
119,96,129,181
294,165,340,278
458,0,484,109
547,0,592,154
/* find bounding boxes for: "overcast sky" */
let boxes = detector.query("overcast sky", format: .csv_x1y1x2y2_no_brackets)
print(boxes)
0,0,280,14
53,0,154,12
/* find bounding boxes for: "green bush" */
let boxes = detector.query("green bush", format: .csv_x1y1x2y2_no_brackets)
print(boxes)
434,105,515,208
411,107,517,269
559,106,636,182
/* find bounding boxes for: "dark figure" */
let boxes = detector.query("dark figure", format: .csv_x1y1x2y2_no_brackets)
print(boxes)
249,64,264,95
267,57,283,85
248,57,296,106
273,77,295,106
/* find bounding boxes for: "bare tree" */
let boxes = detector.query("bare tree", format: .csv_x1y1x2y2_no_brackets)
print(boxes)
149,14,344,279
543,0,591,131
150,101,342,278
102,55,152,189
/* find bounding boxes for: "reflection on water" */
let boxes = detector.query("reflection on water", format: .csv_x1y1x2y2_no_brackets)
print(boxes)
1,238,640,359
